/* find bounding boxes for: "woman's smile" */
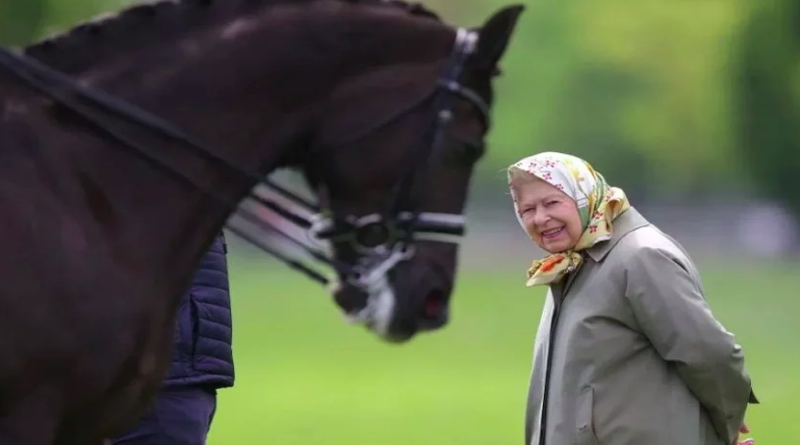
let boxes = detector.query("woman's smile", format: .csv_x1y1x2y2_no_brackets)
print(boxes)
540,226,566,240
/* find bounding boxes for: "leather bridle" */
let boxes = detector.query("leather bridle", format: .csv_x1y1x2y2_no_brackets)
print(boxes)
0,27,489,325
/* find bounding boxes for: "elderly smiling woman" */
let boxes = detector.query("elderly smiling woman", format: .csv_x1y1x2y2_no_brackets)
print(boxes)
508,152,758,445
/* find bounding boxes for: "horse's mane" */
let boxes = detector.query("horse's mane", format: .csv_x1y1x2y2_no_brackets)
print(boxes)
23,0,443,75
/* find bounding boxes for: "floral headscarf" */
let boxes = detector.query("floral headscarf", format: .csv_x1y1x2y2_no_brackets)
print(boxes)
508,152,631,287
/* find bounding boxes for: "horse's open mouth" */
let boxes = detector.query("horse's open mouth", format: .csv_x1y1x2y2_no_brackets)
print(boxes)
379,286,449,344
418,288,448,330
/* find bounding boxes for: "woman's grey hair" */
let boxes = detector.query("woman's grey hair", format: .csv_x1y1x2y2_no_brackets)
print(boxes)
507,165,539,190
506,164,540,207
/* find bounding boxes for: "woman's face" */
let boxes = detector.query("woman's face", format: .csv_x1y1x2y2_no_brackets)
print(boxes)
514,178,583,253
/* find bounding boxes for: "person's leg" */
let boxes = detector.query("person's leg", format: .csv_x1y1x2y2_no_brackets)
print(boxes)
111,387,217,445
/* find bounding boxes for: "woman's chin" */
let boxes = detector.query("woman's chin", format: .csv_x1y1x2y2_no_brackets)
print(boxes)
542,239,574,254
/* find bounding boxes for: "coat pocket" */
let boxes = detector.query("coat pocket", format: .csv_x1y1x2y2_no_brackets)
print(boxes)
576,387,599,445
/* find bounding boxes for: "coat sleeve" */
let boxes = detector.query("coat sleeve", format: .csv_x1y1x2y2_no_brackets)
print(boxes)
623,246,756,445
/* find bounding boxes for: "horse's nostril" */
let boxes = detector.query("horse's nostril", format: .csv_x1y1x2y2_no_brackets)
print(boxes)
334,286,368,314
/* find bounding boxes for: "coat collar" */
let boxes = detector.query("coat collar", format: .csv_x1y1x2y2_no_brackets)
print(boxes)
585,207,650,263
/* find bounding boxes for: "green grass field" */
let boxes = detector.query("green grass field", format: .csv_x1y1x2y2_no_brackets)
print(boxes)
207,254,799,444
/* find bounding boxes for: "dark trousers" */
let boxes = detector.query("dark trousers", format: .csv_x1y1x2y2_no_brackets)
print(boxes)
111,387,217,445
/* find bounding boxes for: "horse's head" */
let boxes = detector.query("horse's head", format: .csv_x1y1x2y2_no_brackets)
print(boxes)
9,0,523,344
299,4,524,342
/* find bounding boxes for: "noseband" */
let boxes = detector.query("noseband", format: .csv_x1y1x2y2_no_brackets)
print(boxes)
0,27,488,325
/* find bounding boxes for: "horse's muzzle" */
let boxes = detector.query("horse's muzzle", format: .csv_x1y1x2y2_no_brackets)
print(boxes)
331,259,452,343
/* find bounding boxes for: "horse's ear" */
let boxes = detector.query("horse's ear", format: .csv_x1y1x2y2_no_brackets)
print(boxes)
472,4,525,72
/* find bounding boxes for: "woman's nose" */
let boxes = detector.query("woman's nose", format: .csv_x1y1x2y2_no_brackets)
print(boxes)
533,210,550,227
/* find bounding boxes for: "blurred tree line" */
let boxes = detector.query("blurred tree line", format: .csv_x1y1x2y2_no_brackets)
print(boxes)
1,0,798,218
733,0,800,224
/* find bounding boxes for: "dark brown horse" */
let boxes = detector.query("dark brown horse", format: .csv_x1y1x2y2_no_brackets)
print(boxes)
0,0,523,442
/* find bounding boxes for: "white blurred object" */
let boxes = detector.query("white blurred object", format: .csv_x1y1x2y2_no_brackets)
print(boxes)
736,202,799,257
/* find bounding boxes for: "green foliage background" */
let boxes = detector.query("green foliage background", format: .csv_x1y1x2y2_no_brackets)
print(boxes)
3,0,798,208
